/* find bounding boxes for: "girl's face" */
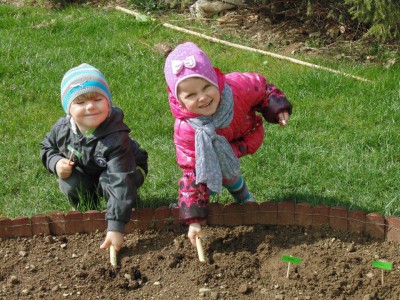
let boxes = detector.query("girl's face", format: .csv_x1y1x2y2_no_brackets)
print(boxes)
69,93,109,134
177,77,220,116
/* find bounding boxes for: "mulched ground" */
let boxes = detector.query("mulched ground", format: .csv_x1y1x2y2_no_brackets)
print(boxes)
1,225,400,299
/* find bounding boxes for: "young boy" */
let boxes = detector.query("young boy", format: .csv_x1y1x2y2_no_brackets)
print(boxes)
40,63,148,252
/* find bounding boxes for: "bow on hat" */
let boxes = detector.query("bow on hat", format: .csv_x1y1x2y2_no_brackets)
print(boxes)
171,55,196,75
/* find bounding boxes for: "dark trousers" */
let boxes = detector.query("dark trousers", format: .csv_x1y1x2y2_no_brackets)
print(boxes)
58,168,104,209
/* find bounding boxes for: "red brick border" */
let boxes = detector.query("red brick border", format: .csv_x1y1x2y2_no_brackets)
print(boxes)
312,205,330,226
242,202,259,225
1,201,399,243
295,203,312,228
207,203,223,226
49,212,65,235
386,216,400,242
223,203,243,226
365,212,385,240
65,211,83,234
154,206,172,230
329,206,348,231
31,215,50,236
0,217,12,238
348,210,366,234
277,201,295,225
258,202,277,225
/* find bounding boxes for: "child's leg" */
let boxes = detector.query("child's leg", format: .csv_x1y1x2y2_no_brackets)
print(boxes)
58,169,99,209
223,175,253,203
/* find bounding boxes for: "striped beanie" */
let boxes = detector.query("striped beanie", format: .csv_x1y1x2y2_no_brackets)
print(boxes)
60,63,112,114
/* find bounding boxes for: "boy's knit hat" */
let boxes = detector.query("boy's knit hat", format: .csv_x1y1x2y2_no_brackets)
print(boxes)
60,63,112,114
164,42,218,100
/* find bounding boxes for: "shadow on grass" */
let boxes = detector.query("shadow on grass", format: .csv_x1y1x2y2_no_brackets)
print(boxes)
139,192,380,216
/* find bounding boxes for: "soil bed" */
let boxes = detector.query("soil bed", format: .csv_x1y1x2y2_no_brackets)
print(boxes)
0,3,399,300
1,225,399,299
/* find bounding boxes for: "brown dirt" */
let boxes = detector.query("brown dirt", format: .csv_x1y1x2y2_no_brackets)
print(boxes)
1,2,399,299
208,10,398,68
1,225,400,299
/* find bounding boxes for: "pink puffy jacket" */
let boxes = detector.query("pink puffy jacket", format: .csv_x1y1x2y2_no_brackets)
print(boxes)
167,68,290,223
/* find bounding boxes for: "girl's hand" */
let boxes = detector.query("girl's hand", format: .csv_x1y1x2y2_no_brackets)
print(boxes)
278,111,290,128
188,223,202,247
56,158,74,179
100,231,124,251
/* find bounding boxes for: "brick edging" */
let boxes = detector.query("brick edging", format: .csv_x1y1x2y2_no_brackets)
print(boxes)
1,201,399,242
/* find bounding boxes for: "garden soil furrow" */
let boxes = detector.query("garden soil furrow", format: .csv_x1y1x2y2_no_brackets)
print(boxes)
1,225,400,299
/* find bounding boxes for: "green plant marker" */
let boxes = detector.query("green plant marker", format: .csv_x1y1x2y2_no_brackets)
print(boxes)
282,255,301,278
67,144,74,153
372,260,392,285
372,261,392,270
282,255,301,264
67,145,82,162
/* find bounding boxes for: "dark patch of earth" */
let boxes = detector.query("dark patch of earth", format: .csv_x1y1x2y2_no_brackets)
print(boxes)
190,2,398,68
1,225,400,299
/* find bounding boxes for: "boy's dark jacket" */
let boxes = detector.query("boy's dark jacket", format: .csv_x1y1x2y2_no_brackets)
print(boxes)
40,106,148,232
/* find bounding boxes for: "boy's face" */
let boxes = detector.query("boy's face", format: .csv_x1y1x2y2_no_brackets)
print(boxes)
69,93,109,134
177,77,220,116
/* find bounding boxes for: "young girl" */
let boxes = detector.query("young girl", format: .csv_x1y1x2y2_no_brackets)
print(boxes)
164,42,292,247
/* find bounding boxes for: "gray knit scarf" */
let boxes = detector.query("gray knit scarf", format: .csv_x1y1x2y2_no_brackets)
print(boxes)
186,84,240,193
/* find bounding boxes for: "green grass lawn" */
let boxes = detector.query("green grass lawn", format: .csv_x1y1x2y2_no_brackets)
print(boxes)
0,3,399,218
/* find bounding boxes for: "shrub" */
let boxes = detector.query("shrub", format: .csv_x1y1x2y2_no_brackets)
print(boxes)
345,0,400,42
127,0,193,12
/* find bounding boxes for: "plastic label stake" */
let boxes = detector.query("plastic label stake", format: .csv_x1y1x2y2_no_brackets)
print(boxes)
196,236,205,262
110,245,117,267
372,260,392,284
282,255,301,278
67,145,82,163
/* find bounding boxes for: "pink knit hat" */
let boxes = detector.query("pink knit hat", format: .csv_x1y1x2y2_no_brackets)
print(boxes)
164,42,218,100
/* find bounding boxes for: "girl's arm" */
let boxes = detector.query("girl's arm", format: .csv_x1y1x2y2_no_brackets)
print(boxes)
227,72,292,124
259,83,292,124
173,120,209,224
177,169,209,223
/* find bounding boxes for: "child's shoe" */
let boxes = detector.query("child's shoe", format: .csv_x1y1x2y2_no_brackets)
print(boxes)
169,202,179,209
244,193,255,203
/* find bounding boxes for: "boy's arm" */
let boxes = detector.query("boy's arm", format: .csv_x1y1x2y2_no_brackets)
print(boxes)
104,133,141,233
40,127,65,174
131,139,148,188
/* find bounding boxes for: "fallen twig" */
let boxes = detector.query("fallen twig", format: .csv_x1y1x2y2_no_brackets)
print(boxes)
162,22,373,83
116,6,373,83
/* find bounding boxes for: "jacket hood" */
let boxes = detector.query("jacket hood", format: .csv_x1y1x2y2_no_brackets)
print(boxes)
87,106,130,140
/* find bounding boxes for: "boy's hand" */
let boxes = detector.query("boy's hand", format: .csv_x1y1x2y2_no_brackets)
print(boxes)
56,158,74,179
188,223,202,247
100,231,124,251
278,111,290,128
